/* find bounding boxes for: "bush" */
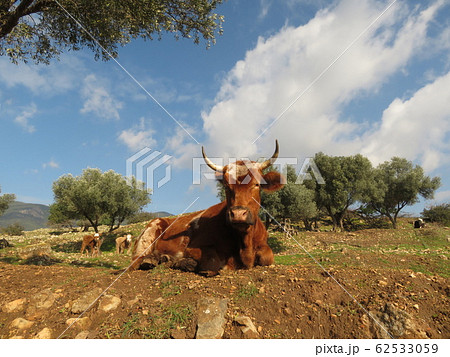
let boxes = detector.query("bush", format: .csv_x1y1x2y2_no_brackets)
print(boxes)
422,203,450,226
1,222,25,236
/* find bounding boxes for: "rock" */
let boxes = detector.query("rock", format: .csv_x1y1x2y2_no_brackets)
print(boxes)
196,297,228,339
283,307,293,316
74,331,90,339
71,288,103,314
2,298,27,313
234,315,259,338
34,327,52,339
66,317,91,330
372,303,428,339
26,288,56,320
378,280,388,287
98,295,121,312
18,243,52,260
127,297,139,307
10,318,34,330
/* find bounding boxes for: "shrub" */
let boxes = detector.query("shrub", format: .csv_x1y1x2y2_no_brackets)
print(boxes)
422,203,450,226
1,222,25,236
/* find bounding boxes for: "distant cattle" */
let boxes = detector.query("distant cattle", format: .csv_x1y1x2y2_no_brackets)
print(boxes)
0,238,12,249
131,141,284,276
414,218,425,229
80,233,104,256
116,234,132,254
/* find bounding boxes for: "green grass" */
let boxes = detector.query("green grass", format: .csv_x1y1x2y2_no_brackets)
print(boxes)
120,303,193,339
235,283,259,300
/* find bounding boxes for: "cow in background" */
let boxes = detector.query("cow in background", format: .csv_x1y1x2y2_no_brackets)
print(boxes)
131,140,284,276
80,233,104,256
116,234,132,254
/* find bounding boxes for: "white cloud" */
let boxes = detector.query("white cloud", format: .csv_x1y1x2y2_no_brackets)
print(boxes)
0,55,85,95
14,103,37,133
198,0,447,169
362,71,450,171
42,160,59,169
80,74,123,121
118,118,157,151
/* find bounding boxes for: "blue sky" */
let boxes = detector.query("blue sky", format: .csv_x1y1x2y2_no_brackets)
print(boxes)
0,0,449,216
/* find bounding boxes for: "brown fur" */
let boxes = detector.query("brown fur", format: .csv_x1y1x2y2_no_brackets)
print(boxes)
116,235,132,254
80,234,104,256
131,159,284,276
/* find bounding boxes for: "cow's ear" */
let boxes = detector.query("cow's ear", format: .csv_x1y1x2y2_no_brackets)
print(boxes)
261,171,285,192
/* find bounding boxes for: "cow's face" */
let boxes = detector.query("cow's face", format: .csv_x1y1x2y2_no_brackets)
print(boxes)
203,141,284,231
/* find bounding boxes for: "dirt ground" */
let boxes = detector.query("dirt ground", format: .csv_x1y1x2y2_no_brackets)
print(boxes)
0,224,449,339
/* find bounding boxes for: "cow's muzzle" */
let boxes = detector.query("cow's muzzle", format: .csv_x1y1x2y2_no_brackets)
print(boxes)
228,206,255,227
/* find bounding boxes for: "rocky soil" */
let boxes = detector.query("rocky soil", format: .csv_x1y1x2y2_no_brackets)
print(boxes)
0,222,449,339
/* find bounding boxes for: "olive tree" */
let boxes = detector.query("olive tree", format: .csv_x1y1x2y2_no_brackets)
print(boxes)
311,153,374,231
1,0,224,64
0,186,15,217
363,157,441,228
52,168,150,232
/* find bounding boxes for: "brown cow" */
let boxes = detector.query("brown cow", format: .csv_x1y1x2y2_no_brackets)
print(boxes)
80,233,104,256
131,141,284,276
116,234,132,254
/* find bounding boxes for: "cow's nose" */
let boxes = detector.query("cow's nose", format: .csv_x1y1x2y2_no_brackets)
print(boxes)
229,206,252,224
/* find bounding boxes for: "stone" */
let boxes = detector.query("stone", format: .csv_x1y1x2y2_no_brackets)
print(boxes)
10,318,34,330
26,288,56,319
234,315,259,338
18,243,52,260
372,303,428,339
66,317,91,330
34,327,52,339
71,288,103,314
196,297,228,339
98,295,121,312
74,331,90,339
2,298,27,313
378,280,388,287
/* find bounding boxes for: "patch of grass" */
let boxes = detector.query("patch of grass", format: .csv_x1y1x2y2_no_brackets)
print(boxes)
121,314,142,338
120,303,193,339
235,283,259,300
160,281,182,297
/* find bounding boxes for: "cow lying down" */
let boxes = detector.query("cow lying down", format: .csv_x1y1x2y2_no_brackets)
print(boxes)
131,141,284,276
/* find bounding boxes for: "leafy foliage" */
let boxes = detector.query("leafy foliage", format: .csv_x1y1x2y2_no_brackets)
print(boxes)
0,0,224,64
51,168,151,232
422,203,450,227
362,157,441,228
0,222,24,236
0,186,15,217
310,153,374,231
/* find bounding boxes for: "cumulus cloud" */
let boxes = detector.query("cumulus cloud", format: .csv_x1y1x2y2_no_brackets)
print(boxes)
118,118,157,151
81,74,123,121
14,103,37,133
361,71,450,171
199,0,447,168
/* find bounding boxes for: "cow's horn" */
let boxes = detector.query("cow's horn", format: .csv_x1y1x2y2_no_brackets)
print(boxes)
202,146,224,172
259,140,279,170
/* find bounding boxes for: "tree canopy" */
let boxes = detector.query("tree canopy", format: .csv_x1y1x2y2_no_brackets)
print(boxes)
363,157,441,228
51,168,150,232
0,0,224,64
0,186,15,217
310,153,374,231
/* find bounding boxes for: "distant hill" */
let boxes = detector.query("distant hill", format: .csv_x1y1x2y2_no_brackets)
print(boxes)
153,211,173,218
0,201,50,231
